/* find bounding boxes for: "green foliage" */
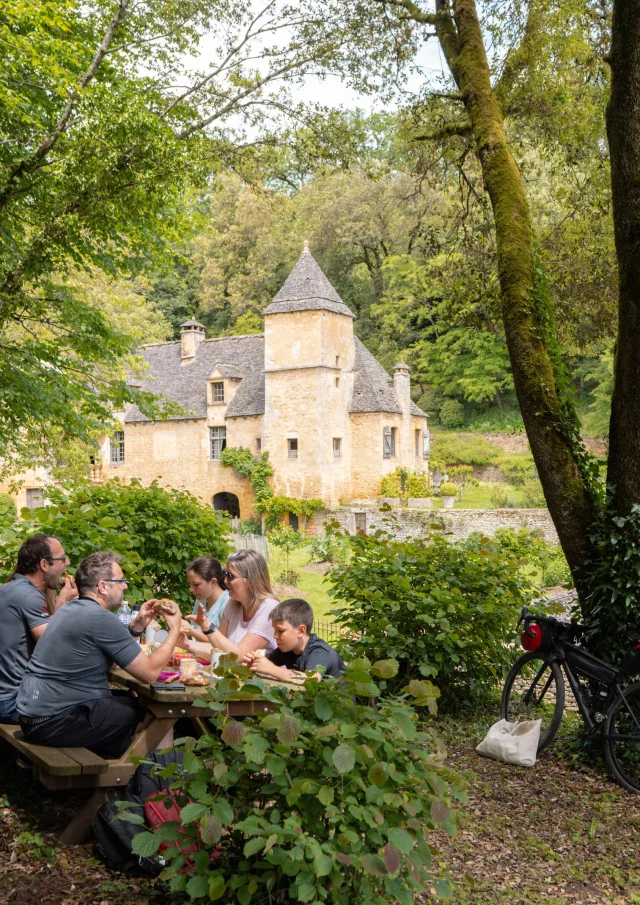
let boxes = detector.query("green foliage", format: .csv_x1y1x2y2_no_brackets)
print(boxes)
0,480,228,611
580,498,640,663
461,528,573,590
497,455,536,485
308,533,352,566
0,493,16,530
439,483,459,498
521,478,547,508
380,469,430,501
438,399,466,429
488,485,520,509
263,497,325,520
329,529,535,704
429,434,500,471
140,658,465,904
237,518,263,536
220,448,274,509
267,525,305,579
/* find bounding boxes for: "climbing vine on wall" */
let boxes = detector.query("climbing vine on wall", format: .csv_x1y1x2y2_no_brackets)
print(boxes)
220,447,323,527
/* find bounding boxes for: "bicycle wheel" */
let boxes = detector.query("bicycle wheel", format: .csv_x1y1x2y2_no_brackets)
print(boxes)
604,681,640,794
501,651,565,751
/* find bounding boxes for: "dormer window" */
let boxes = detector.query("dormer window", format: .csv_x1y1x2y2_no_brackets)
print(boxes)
212,381,224,403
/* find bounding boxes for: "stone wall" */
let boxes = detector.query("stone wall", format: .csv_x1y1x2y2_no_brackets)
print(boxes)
472,432,607,458
308,505,560,544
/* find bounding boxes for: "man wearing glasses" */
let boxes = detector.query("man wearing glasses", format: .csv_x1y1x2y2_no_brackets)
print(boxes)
0,534,76,724
17,551,181,758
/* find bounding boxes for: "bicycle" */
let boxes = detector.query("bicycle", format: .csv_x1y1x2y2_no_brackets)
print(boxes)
501,606,640,793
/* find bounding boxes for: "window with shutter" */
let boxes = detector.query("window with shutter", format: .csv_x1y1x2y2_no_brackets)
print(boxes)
423,431,431,458
110,431,125,464
383,427,395,458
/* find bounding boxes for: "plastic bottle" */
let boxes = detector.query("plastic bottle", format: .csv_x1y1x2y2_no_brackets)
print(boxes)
117,601,132,627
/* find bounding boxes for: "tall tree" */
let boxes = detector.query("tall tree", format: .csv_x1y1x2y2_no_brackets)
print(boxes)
0,0,408,471
367,0,613,589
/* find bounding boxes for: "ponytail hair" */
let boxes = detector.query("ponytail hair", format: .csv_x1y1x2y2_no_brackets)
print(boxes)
187,556,226,590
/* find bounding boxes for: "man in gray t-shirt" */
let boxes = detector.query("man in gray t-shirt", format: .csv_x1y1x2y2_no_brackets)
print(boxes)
0,534,75,724
18,550,182,758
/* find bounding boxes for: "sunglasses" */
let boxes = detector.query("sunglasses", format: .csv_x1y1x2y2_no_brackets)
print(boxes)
223,570,239,583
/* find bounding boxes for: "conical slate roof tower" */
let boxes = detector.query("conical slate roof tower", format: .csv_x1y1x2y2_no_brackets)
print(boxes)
264,241,354,318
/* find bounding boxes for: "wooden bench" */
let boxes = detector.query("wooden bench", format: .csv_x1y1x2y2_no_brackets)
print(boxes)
0,724,120,844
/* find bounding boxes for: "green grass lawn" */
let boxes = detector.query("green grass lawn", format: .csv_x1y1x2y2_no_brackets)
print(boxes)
270,545,337,623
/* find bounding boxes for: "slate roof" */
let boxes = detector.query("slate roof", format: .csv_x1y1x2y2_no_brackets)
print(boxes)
350,338,425,416
126,248,425,422
264,245,354,318
124,334,265,422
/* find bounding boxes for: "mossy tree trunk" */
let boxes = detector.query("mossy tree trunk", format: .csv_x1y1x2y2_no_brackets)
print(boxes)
396,0,597,581
605,0,640,514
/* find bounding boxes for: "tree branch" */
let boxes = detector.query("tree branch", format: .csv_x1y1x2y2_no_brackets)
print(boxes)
0,0,132,212
414,119,473,140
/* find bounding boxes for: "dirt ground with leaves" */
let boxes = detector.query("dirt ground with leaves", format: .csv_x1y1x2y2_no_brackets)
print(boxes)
1,719,639,905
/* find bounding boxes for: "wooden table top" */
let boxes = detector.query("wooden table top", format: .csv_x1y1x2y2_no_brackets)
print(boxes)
108,667,297,704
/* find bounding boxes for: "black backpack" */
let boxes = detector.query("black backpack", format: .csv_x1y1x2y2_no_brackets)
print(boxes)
94,749,186,876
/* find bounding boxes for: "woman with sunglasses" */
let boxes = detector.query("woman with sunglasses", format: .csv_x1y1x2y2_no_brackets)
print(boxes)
183,550,278,660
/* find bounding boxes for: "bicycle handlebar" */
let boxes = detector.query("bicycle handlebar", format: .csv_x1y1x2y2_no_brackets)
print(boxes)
517,605,583,641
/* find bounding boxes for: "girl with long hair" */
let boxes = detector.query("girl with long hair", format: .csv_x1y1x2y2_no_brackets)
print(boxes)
183,549,278,660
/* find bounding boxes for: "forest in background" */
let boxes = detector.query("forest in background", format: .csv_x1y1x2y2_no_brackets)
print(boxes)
141,107,615,437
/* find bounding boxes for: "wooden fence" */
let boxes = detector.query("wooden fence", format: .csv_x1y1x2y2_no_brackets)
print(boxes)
231,533,270,561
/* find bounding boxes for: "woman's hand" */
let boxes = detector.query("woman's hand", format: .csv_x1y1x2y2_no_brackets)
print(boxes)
185,601,210,633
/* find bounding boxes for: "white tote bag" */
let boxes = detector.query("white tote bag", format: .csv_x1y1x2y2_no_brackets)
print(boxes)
475,719,541,767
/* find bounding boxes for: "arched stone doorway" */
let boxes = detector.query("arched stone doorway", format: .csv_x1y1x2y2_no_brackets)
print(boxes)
212,491,240,518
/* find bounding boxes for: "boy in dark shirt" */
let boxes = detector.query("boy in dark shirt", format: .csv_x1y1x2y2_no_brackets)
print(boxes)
244,598,344,681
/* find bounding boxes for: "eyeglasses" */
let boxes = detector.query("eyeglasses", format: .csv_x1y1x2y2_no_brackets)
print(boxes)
47,556,69,563
102,578,129,586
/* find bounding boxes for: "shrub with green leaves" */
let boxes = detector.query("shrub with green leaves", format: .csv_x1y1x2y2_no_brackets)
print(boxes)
461,528,572,591
488,484,519,508
380,469,431,501
520,478,546,508
438,399,465,429
429,434,500,471
0,493,16,530
129,656,465,904
439,482,459,498
0,480,229,611
496,454,536,485
329,529,535,704
308,533,351,566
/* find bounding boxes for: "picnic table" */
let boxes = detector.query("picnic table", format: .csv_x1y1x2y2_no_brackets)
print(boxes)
0,669,289,844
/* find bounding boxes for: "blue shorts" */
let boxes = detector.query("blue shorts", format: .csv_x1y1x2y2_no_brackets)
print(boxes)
0,697,19,724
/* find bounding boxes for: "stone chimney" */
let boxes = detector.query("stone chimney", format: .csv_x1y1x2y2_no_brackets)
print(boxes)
180,319,205,363
393,362,411,414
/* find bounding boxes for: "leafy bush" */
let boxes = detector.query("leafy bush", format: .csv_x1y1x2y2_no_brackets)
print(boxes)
268,524,305,582
439,482,459,498
0,493,16,530
237,517,262,536
461,528,572,591
329,529,534,704
417,386,445,420
380,469,431,501
0,480,229,611
579,499,640,662
132,658,465,904
429,434,500,470
308,533,351,566
521,478,546,508
489,485,519,508
497,454,536,484
447,465,473,483
438,399,465,429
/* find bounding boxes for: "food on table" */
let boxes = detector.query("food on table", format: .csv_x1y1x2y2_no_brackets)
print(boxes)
183,674,208,686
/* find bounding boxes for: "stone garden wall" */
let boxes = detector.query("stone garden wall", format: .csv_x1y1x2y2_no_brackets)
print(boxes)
308,506,560,544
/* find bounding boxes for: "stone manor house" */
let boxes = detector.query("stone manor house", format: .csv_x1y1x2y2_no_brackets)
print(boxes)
12,246,428,521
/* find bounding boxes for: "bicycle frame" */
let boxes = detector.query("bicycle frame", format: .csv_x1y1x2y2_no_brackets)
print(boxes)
540,648,640,741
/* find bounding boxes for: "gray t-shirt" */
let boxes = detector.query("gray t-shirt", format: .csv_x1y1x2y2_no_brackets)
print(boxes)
17,597,141,718
0,574,48,702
